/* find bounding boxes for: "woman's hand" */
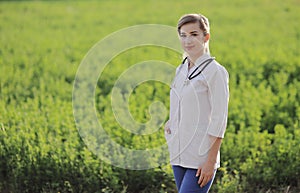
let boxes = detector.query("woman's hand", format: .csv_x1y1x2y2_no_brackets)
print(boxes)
164,120,171,134
196,136,222,187
196,160,215,187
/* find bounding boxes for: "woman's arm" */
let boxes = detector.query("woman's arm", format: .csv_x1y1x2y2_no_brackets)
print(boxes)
196,135,222,187
195,66,229,187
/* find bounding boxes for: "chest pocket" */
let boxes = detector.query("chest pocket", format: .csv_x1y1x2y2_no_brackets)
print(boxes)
187,74,208,95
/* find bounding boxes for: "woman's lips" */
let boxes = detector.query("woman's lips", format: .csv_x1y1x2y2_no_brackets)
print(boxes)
185,45,194,50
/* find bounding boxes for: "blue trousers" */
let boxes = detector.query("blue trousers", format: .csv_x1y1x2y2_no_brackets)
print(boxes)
172,165,216,193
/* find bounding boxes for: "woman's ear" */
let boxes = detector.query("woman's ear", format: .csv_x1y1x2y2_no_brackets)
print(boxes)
204,33,210,42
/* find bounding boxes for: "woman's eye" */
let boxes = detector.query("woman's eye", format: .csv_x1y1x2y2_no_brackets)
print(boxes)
192,34,198,36
180,34,186,38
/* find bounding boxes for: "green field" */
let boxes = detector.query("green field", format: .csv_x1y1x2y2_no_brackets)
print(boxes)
0,0,300,192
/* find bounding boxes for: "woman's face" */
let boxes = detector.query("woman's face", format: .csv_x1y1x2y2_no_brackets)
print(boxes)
179,22,207,59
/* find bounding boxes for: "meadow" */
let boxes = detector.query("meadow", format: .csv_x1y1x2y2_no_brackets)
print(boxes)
0,0,300,192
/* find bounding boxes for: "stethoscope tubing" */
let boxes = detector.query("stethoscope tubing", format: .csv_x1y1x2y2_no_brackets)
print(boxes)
181,57,215,80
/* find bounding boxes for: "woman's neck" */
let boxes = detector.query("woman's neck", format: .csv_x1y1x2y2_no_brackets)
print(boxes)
188,52,206,68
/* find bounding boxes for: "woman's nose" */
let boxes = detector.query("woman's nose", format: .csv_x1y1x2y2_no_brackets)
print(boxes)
184,36,193,44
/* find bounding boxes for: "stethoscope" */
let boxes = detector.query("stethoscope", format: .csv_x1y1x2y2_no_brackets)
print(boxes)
181,56,215,80
172,56,215,88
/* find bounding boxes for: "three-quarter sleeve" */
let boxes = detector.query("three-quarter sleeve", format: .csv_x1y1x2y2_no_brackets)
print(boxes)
205,65,229,138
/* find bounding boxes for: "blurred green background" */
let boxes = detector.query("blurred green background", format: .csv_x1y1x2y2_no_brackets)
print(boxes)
0,0,299,192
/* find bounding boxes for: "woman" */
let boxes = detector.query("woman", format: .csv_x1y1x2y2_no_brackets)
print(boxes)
164,13,229,193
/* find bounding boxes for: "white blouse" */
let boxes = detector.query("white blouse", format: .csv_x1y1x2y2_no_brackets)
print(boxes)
165,53,229,169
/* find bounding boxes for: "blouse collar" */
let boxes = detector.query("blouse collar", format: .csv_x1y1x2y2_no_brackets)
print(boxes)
185,53,211,73
194,53,211,67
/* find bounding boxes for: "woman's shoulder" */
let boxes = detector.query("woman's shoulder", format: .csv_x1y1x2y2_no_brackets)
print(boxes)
175,58,188,74
204,59,229,79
